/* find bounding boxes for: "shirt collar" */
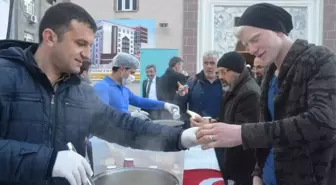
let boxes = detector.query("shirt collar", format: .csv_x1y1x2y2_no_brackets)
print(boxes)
149,76,156,82
104,76,119,86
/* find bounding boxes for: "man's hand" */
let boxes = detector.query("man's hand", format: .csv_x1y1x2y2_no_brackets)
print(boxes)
164,103,180,115
253,176,264,185
131,110,150,120
180,127,199,148
52,151,93,185
176,82,187,96
196,123,242,149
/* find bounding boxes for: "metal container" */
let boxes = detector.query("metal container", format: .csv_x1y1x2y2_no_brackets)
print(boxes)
152,120,184,127
92,167,179,185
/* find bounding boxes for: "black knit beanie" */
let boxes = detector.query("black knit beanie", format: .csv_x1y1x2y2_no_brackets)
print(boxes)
237,3,293,35
217,51,245,73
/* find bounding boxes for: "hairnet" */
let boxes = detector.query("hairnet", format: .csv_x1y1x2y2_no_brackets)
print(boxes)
112,52,139,69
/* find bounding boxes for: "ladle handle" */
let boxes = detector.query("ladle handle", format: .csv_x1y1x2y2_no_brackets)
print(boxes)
66,142,95,185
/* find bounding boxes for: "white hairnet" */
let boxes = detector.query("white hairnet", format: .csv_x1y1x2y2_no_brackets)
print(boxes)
112,52,139,69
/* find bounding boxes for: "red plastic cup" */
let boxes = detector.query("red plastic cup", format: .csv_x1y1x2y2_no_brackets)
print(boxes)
123,158,135,167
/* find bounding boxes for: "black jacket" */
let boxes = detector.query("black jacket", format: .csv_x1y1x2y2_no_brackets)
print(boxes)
157,68,187,119
0,40,185,185
216,68,260,185
142,76,160,98
158,68,187,103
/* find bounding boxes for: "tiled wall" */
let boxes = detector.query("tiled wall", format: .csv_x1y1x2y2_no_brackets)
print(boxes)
323,0,336,51
183,0,198,74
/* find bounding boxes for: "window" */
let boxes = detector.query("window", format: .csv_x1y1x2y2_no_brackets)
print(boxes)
121,36,130,53
24,32,34,42
115,0,138,12
24,0,35,15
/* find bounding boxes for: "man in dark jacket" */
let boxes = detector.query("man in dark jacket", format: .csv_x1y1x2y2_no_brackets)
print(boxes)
0,3,198,185
195,3,336,185
79,60,92,84
216,51,260,185
142,64,162,120
192,51,260,185
178,51,223,127
158,56,187,118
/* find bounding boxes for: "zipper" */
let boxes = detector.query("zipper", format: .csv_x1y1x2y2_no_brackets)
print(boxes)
50,93,56,148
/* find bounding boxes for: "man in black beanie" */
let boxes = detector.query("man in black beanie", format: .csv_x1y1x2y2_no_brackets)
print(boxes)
194,3,336,185
214,51,260,185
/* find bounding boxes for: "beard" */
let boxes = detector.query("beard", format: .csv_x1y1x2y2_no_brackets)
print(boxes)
256,75,263,86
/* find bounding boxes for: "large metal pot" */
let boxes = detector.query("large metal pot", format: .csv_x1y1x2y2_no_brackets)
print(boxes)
92,167,179,185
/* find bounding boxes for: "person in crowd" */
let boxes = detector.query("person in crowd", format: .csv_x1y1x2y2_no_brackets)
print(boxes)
0,3,199,185
253,57,266,86
79,60,91,84
193,3,336,185
93,52,180,120
142,64,162,120
158,56,187,119
191,51,260,185
178,51,222,127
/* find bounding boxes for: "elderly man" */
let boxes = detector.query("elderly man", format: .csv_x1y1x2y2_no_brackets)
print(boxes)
191,51,260,185
195,3,336,185
178,51,223,126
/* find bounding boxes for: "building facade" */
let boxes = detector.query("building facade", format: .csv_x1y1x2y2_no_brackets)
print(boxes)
8,0,336,75
9,0,62,42
184,0,336,74
69,0,184,58
91,20,138,66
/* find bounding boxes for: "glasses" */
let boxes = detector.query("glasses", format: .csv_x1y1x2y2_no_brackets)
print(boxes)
253,65,264,70
216,69,230,76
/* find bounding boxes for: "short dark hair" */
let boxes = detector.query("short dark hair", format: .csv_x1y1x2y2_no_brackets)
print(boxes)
168,57,183,68
79,60,91,75
112,66,130,72
39,2,97,43
146,64,156,71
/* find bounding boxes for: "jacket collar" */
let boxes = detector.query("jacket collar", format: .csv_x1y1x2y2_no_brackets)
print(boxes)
227,68,251,94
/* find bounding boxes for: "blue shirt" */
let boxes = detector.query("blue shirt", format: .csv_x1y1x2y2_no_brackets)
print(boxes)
263,75,278,185
93,76,165,113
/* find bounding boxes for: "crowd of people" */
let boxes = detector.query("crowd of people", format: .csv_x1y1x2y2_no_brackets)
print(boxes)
0,2,335,185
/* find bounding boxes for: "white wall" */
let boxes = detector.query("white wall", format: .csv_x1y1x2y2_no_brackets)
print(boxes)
0,0,11,39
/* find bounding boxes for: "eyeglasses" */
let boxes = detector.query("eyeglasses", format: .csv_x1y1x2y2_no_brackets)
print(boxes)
216,69,230,75
253,65,264,70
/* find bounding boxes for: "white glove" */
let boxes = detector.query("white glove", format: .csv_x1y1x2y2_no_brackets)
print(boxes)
180,127,199,148
164,103,180,115
52,151,93,185
253,176,264,185
131,109,150,120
